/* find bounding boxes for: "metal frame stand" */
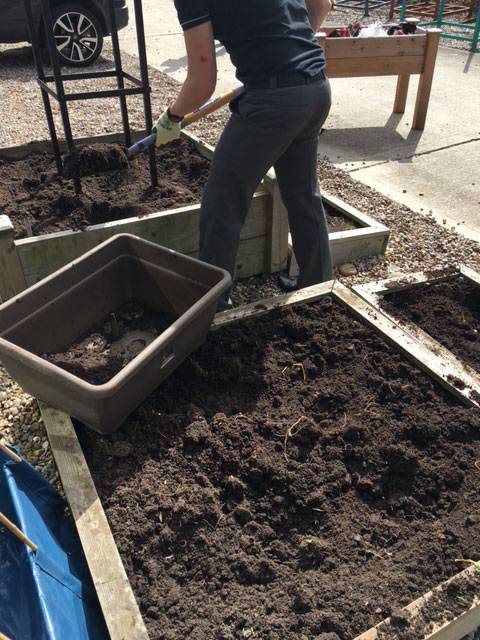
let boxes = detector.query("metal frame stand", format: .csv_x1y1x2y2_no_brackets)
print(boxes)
23,0,157,193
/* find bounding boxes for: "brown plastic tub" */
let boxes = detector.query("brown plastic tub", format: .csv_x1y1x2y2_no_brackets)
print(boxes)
0,234,231,434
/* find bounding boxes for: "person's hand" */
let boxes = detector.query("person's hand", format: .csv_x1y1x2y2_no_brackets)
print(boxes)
152,109,181,147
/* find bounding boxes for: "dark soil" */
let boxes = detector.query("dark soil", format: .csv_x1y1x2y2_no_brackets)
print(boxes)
381,277,480,373
1,139,359,240
44,300,174,385
0,138,210,238
78,297,480,640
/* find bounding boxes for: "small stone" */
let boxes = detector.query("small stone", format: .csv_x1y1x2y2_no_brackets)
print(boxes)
339,263,357,277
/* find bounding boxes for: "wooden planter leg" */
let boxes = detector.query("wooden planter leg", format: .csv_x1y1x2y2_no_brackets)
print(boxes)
412,28,441,130
267,180,289,274
394,74,411,114
0,216,26,302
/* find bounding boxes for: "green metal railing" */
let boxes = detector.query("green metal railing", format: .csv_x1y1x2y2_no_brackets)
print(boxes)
399,0,480,51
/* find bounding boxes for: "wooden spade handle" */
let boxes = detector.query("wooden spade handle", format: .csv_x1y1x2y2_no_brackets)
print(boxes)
182,85,245,126
0,442,22,463
0,512,37,553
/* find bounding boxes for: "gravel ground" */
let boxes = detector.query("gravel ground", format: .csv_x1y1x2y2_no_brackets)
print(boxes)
0,31,479,635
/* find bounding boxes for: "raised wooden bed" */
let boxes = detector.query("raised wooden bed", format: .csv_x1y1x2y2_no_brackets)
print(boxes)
353,265,480,404
37,280,480,640
317,24,441,129
0,132,391,303
287,190,390,277
0,131,287,302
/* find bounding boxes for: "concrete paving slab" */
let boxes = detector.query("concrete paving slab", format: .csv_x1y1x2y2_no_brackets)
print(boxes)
349,140,480,242
319,45,480,239
321,47,480,170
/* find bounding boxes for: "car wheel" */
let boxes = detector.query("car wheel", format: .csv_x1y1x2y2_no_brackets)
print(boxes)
48,4,104,67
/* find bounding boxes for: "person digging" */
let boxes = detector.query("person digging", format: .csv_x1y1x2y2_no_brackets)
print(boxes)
153,0,333,309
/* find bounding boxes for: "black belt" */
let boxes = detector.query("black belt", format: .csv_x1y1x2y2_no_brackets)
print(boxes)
246,70,325,91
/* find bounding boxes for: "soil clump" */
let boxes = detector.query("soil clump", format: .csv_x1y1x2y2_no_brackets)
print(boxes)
79,297,480,639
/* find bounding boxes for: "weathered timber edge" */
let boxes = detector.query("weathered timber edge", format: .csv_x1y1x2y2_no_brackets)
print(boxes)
39,402,149,640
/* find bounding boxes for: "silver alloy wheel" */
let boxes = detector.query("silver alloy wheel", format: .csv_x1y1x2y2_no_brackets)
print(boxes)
53,11,99,63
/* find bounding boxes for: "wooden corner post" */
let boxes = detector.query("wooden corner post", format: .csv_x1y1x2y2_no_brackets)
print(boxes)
0,215,26,302
413,28,441,130
267,180,290,274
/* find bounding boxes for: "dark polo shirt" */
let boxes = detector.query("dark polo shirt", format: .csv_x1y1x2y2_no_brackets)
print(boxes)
173,0,326,85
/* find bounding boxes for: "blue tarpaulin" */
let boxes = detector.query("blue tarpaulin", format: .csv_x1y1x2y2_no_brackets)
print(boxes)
0,446,108,640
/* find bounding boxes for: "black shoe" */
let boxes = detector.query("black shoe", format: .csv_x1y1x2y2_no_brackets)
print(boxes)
277,273,298,292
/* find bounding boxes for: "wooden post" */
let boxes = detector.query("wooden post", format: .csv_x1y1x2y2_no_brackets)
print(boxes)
412,28,441,130
0,216,26,302
394,74,411,113
268,180,290,273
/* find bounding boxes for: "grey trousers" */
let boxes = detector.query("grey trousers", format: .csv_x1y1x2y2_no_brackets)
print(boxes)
199,74,333,304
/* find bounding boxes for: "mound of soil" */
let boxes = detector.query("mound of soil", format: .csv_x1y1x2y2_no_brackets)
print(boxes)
44,300,174,385
62,143,129,178
0,138,210,238
381,277,480,372
79,297,480,640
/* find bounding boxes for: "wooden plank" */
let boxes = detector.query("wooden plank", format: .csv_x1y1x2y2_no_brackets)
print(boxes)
333,281,478,407
16,192,271,287
413,28,442,129
321,191,391,231
326,55,424,78
354,267,461,299
353,565,480,640
0,215,27,302
39,403,149,640
290,228,390,277
323,34,427,59
461,264,480,286
330,228,390,266
213,280,335,329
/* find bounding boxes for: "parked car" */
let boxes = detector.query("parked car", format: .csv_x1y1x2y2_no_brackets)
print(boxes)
0,0,128,66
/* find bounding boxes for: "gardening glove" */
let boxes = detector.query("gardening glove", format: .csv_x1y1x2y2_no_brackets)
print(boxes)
152,109,182,147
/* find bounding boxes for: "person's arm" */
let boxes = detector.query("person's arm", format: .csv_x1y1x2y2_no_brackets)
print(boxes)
153,18,216,147
306,0,332,32
170,21,217,118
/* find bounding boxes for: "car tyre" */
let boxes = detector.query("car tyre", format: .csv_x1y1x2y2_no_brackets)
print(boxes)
43,3,104,67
